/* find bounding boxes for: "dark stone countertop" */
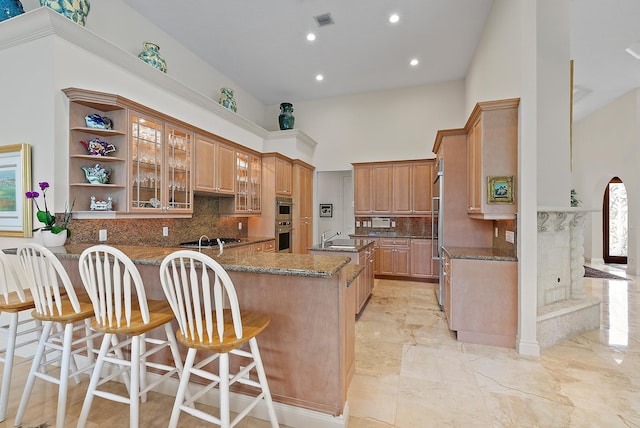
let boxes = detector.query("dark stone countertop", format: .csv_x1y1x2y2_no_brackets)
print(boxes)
350,233,434,239
443,246,518,262
6,243,351,279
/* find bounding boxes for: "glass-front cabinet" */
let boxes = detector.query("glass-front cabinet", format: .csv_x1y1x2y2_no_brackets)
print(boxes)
129,110,192,213
234,150,261,213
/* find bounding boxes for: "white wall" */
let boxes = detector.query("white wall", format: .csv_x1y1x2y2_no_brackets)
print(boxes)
316,171,354,241
20,0,267,127
265,80,466,172
573,89,640,273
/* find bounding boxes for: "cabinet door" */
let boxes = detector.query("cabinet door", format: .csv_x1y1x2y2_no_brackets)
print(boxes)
443,252,452,328
395,247,411,276
372,165,392,214
410,239,433,278
130,110,164,212
165,123,193,212
215,143,236,195
378,247,395,275
392,163,412,214
354,165,372,214
249,155,262,212
275,156,292,196
411,162,433,214
194,136,216,192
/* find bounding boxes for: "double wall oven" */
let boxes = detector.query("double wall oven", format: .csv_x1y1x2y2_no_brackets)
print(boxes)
275,196,293,253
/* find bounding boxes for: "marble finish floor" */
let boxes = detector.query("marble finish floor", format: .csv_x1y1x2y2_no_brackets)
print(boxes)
348,264,640,427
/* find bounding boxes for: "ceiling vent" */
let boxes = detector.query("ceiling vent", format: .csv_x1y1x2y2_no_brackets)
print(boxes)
314,13,334,27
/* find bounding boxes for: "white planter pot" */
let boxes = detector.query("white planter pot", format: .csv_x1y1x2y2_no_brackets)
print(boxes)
40,230,67,247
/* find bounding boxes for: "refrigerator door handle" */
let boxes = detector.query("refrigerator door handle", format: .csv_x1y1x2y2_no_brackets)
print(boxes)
431,196,440,261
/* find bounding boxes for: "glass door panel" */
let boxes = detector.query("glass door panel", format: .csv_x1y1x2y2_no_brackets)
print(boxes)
236,152,249,212
166,124,192,212
250,155,261,212
130,112,162,210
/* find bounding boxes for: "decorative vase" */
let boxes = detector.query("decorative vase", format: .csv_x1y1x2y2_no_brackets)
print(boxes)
137,42,167,73
0,0,24,22
40,0,90,26
40,229,67,247
218,87,237,112
278,102,295,130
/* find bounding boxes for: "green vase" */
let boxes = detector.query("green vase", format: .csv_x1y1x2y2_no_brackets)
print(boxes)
40,0,90,26
0,0,24,22
278,102,295,130
138,42,167,73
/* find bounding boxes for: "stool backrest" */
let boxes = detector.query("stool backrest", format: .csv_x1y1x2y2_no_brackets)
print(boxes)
17,243,80,316
78,245,149,328
0,251,28,305
160,250,242,343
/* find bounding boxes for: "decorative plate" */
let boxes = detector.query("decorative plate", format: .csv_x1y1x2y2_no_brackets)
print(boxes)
150,197,161,208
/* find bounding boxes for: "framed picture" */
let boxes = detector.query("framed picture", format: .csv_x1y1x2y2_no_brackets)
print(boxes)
0,144,32,237
319,203,333,217
487,176,514,204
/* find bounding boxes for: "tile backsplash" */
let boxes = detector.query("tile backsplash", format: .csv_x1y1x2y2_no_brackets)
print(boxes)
354,216,435,237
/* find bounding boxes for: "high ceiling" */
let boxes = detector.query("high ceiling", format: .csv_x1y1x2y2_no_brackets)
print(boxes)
123,0,640,121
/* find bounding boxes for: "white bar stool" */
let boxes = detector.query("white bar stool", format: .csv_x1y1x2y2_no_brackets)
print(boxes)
159,250,279,428
0,251,42,422
14,243,101,428
76,244,186,428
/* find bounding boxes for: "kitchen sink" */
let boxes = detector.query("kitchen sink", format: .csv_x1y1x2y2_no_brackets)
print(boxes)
327,239,358,249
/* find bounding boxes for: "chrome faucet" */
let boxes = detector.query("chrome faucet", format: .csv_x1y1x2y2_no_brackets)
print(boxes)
321,230,341,248
198,234,210,252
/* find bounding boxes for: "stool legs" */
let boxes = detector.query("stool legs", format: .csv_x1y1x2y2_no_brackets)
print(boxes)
250,338,279,428
0,313,18,422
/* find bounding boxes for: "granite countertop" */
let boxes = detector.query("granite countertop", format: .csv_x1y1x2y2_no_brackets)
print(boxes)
443,246,518,262
308,238,375,253
343,264,365,287
8,244,351,279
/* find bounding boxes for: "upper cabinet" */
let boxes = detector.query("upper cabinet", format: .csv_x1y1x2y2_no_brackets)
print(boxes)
65,89,128,213
193,134,235,195
274,155,293,196
220,148,262,215
129,111,193,214
465,99,519,220
354,160,434,216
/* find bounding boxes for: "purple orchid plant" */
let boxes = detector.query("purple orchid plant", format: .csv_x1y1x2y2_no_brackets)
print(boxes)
25,182,74,236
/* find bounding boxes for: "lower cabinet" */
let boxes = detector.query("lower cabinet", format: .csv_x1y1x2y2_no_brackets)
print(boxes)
410,238,437,278
443,251,518,348
378,238,411,276
356,246,375,314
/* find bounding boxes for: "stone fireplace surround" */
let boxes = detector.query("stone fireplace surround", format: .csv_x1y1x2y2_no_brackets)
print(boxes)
536,208,601,348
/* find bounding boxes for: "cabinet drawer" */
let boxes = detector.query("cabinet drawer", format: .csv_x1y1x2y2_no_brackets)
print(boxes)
379,238,410,247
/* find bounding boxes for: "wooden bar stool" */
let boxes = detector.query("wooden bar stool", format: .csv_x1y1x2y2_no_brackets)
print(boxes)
14,243,101,428
76,245,186,428
0,251,42,422
159,250,279,428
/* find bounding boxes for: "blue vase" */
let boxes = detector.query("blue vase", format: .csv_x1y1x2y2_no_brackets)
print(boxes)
0,0,24,22
219,87,237,112
40,0,90,26
138,42,167,73
278,102,295,130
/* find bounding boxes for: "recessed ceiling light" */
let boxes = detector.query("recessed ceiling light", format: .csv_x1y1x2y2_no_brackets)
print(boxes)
306,33,316,42
389,14,399,23
316,74,324,81
410,58,419,66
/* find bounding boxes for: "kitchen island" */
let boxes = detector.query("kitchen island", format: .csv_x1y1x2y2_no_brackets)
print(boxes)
308,239,376,315
47,244,354,423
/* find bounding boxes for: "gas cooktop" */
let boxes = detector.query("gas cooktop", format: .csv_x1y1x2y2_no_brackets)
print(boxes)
179,237,241,249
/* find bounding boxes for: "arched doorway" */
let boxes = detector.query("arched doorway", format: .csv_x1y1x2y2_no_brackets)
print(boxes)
603,177,628,264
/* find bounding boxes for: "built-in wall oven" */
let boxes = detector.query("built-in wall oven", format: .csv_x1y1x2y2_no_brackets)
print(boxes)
276,197,293,253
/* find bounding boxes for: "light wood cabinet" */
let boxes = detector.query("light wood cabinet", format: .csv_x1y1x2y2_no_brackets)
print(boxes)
65,90,128,213
410,238,437,278
292,160,314,254
353,164,392,215
465,98,519,219
193,135,235,195
443,249,518,348
220,149,262,214
354,160,434,216
129,111,193,214
378,238,411,276
275,155,292,196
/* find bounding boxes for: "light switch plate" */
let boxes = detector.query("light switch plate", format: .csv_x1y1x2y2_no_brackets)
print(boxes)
99,229,107,241
505,231,515,243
